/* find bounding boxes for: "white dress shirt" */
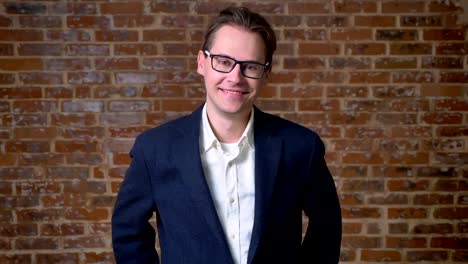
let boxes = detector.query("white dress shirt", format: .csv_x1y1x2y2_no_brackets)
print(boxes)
199,105,255,264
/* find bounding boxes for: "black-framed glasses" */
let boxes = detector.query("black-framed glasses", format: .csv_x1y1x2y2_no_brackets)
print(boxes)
204,50,269,79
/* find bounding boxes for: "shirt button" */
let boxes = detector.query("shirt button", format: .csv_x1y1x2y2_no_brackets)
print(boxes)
229,197,235,203
230,234,236,240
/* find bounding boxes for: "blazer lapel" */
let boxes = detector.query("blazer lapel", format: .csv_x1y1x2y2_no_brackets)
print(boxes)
247,107,282,264
172,105,233,262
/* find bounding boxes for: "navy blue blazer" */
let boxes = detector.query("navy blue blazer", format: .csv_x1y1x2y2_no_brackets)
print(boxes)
112,105,342,264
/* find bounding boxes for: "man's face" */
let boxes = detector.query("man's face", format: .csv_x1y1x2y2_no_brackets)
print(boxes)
197,25,268,119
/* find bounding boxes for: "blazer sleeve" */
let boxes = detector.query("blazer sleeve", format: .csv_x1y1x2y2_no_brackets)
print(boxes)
112,135,159,264
301,135,342,263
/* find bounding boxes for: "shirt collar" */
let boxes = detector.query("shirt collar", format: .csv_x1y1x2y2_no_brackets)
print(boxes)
200,104,255,153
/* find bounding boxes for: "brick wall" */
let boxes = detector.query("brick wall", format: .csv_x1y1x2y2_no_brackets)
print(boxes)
0,0,467,263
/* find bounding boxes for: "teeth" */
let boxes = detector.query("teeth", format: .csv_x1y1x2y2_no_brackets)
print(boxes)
223,89,242,95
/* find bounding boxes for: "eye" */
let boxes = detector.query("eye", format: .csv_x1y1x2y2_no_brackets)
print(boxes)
215,57,233,67
245,63,260,71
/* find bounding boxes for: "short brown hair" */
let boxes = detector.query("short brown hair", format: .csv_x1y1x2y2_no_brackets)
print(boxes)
201,6,277,69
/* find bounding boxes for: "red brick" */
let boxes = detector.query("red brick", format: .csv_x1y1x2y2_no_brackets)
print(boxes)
0,29,43,41
95,30,138,42
0,87,42,99
452,251,468,262
288,2,331,14
0,15,13,27
436,43,467,55
298,99,340,111
431,237,468,249
379,139,419,151
424,29,465,40
100,2,143,14
342,179,384,192
345,43,386,55
327,86,368,98
114,15,155,28
340,250,356,261
47,30,91,42
108,100,151,112
161,15,204,28
434,207,468,219
428,1,463,12
0,59,43,71
0,73,15,85
440,72,468,83
19,72,63,85
388,208,427,219
342,236,381,248
387,237,427,248
339,194,365,206
64,236,106,249
401,15,443,27
143,29,186,41
361,250,401,261
377,30,418,40
94,86,138,98
0,254,31,263
64,208,108,221
331,29,372,40
421,84,464,97
375,57,417,69
306,16,348,27
16,238,59,250
96,58,138,71
387,180,430,191
349,71,390,83
55,140,98,153
342,208,381,219
66,44,110,56
67,16,110,29
390,43,432,55
382,1,426,13
413,224,453,234
406,250,448,262
423,113,463,124
50,2,96,14
115,72,158,84
84,252,114,263
19,16,61,28
436,126,468,137
422,56,463,69
299,43,340,55
330,58,371,69
143,58,186,71
335,1,377,13
36,253,79,264
389,223,409,234
284,29,326,41
6,141,49,153
256,100,295,112
355,16,396,27
151,2,190,13
68,72,110,85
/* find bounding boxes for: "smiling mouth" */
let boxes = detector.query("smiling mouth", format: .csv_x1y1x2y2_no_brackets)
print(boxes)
219,88,248,95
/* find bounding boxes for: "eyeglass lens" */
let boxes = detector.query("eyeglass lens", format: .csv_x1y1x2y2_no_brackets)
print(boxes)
211,55,265,79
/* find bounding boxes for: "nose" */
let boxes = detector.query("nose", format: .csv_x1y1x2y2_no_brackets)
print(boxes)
226,63,243,83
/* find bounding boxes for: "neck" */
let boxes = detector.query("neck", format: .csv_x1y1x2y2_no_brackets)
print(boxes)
206,107,251,143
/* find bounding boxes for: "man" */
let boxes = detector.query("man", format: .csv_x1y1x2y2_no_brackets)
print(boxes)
112,6,341,264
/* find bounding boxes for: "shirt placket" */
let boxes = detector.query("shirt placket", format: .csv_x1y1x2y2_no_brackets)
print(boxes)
224,147,241,263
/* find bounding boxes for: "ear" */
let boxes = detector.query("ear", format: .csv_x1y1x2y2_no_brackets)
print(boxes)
197,50,205,76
